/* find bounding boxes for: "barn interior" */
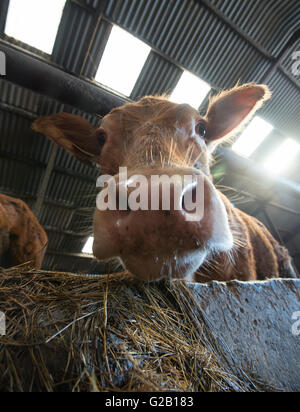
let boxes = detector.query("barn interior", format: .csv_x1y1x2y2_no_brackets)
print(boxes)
0,0,299,276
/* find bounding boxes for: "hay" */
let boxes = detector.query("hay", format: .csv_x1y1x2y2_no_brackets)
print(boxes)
0,264,270,392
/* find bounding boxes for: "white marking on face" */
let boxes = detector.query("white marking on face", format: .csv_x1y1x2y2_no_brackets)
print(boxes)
207,187,233,253
176,119,206,148
176,249,208,280
176,125,187,137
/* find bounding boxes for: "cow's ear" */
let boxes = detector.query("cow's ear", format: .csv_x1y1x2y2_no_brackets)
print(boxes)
204,84,271,142
33,113,101,166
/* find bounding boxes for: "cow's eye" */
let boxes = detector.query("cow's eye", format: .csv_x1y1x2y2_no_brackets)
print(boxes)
196,122,207,138
98,132,106,147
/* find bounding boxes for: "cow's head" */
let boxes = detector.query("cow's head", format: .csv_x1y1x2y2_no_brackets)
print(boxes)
33,84,270,281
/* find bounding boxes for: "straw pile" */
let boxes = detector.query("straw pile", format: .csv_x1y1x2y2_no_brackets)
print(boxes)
0,264,270,392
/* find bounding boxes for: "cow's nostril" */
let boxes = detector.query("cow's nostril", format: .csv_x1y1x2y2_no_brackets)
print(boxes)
126,200,131,212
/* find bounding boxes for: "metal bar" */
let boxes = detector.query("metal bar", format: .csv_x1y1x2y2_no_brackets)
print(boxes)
47,249,94,259
32,144,59,219
0,101,36,120
261,208,284,245
69,0,109,14
0,41,128,116
44,226,92,238
0,0,9,34
69,0,96,13
262,202,300,217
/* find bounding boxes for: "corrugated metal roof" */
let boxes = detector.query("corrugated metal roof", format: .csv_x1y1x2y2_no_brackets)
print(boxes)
130,51,183,100
209,0,300,56
260,71,300,140
103,0,299,71
40,204,74,229
52,1,98,73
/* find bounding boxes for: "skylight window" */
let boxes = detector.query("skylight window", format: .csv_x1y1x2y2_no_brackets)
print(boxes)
5,0,65,54
82,237,94,255
232,116,273,158
263,138,300,175
95,26,151,97
170,71,211,109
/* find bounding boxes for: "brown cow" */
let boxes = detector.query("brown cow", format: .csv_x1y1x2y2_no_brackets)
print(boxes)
33,83,296,282
0,194,48,269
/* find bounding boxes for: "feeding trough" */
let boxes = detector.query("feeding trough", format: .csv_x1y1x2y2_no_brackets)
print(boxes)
0,264,299,392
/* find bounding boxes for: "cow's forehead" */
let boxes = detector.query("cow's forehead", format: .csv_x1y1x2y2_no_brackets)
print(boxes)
104,99,202,128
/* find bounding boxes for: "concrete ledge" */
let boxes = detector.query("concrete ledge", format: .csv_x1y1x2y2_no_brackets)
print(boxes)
189,279,300,391
0,269,299,391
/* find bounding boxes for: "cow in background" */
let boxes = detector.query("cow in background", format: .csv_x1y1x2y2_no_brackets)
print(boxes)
0,194,47,269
